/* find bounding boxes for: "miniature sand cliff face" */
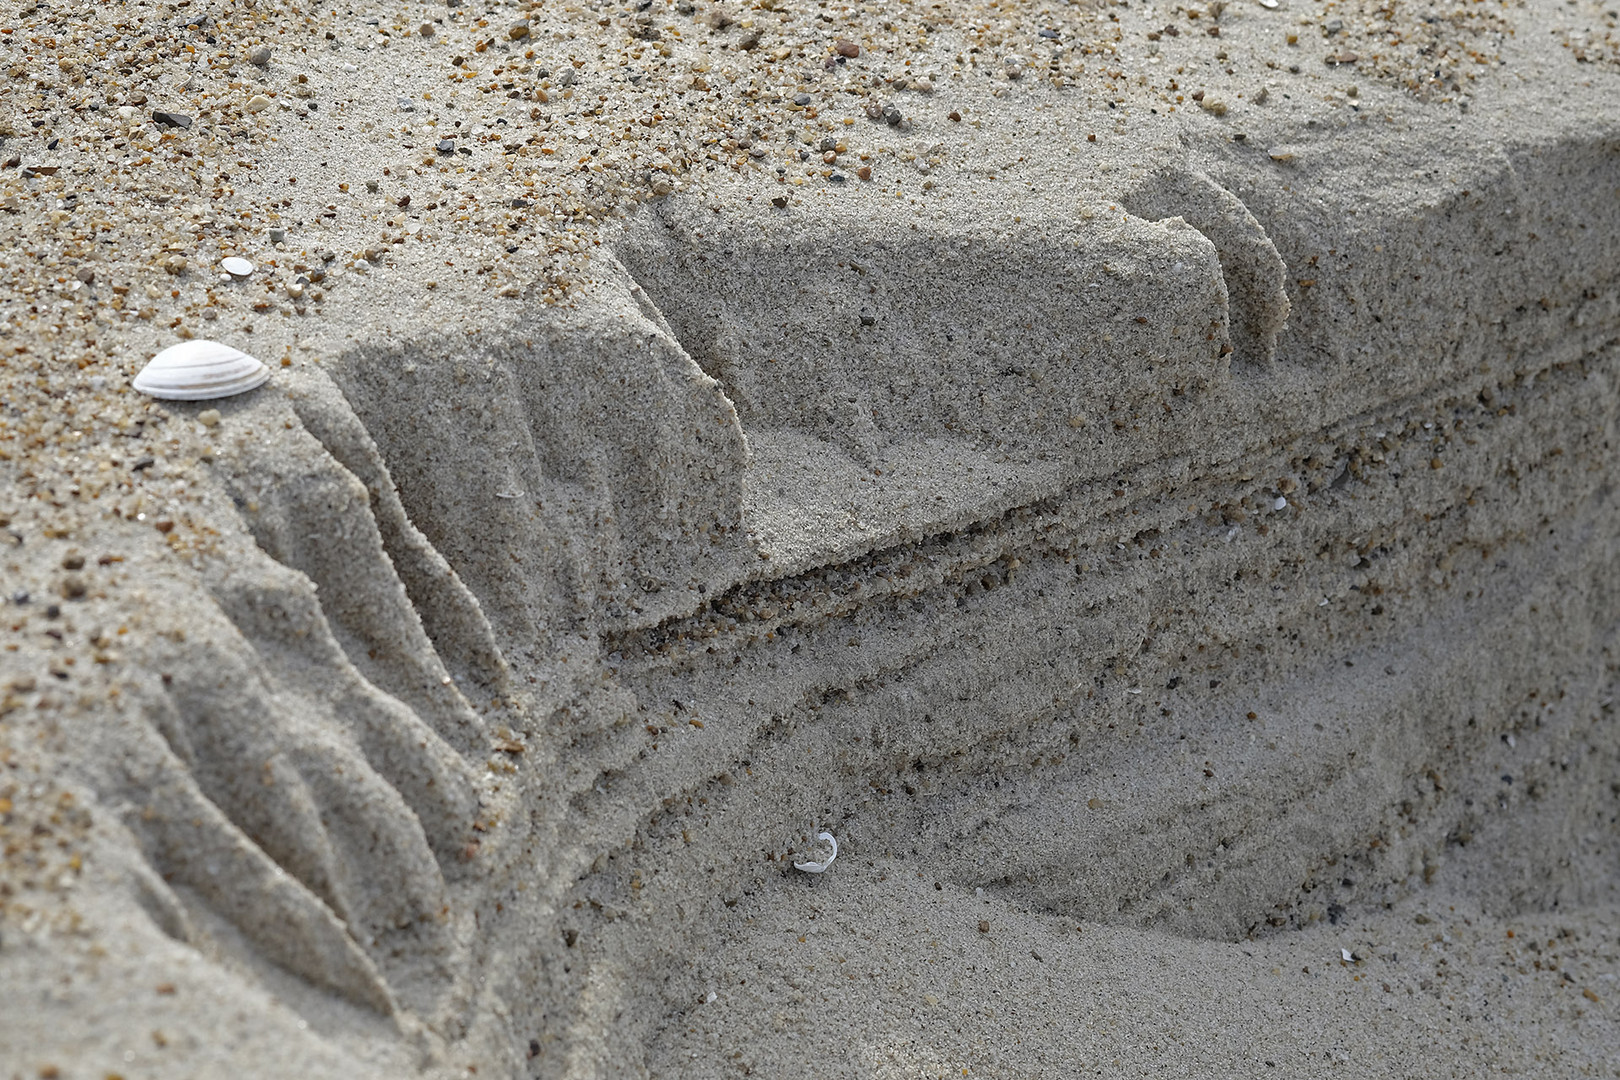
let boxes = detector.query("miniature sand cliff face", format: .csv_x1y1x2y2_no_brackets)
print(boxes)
2,0,1618,1075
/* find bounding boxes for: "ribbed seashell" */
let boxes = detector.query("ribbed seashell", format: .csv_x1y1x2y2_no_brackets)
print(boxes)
132,340,270,401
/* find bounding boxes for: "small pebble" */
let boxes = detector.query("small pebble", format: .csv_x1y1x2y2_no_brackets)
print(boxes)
793,93,812,107
882,104,902,126
419,22,435,37
247,44,272,66
864,101,884,120
437,138,456,153
508,20,529,40
221,256,255,278
269,228,286,244
834,37,859,58
198,409,222,428
366,179,380,193
245,95,272,114
152,111,193,130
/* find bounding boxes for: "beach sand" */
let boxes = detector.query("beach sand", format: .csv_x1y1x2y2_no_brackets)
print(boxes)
2,0,1618,1075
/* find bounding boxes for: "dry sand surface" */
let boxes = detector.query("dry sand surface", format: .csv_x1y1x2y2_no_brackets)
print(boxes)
2,0,1619,1075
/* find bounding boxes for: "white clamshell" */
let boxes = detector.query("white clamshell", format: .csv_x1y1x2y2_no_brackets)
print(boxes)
133,340,270,401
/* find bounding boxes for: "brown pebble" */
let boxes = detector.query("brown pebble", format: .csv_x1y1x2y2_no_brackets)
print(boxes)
977,920,990,933
61,554,85,571
508,21,530,40
948,110,961,122
835,37,859,57
856,165,872,181
770,195,788,208
60,576,87,600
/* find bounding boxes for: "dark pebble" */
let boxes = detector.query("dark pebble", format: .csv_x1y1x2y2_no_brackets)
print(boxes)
152,111,193,130
1039,27,1060,39
437,139,456,153
882,104,902,126
770,195,787,208
793,93,812,106
829,171,846,183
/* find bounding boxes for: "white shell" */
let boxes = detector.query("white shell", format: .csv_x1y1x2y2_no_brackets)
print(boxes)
221,256,255,278
793,831,838,874
133,340,270,401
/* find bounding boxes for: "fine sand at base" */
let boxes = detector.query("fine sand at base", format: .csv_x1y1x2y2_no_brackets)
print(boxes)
2,0,1619,1075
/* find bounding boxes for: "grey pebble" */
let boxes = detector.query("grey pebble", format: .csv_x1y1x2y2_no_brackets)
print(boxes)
247,44,272,66
882,104,902,126
152,111,193,129
793,93,812,107
437,138,456,153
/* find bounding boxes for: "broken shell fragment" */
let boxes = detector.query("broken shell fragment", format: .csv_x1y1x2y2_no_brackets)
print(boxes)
133,340,270,401
793,831,839,874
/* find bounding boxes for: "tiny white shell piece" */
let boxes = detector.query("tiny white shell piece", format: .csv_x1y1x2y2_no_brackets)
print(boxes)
133,340,270,401
794,831,838,874
221,256,255,278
